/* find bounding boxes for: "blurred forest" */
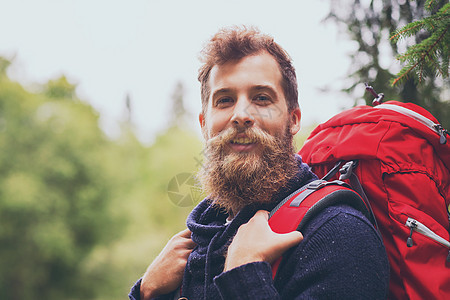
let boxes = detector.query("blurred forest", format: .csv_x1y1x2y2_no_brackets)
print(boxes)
1,1,447,298
0,57,204,299
0,57,312,299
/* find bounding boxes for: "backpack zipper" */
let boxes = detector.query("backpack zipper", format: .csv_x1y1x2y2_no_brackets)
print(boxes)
405,217,450,263
376,103,448,144
405,217,450,262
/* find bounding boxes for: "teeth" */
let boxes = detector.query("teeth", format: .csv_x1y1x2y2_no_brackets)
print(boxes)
231,137,254,145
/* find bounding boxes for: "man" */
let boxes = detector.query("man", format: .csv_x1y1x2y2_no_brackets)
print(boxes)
130,26,389,299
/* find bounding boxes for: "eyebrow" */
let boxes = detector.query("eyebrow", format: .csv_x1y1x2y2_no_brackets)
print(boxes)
253,85,276,93
211,88,234,100
213,85,274,94
252,85,278,101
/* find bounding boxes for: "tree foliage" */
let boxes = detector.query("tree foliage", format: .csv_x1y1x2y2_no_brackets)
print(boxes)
391,1,449,85
44,75,78,100
327,0,450,129
0,58,207,299
168,81,189,128
0,61,126,299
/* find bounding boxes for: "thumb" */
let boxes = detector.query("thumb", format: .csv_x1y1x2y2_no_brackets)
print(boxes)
276,230,303,250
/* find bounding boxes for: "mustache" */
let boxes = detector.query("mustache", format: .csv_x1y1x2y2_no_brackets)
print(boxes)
206,126,278,149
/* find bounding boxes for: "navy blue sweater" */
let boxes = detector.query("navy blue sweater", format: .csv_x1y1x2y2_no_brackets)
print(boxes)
130,158,389,299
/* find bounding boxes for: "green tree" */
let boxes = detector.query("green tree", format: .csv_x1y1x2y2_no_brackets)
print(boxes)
0,61,125,299
391,1,449,85
168,81,189,128
92,82,204,298
44,75,77,100
327,0,450,128
0,57,207,299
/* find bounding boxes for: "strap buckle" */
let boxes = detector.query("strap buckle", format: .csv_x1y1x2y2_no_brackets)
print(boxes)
339,160,358,180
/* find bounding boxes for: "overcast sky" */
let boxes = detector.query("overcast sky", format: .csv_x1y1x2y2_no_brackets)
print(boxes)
0,0,359,143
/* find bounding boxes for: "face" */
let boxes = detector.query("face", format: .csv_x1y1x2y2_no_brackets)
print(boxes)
199,51,301,153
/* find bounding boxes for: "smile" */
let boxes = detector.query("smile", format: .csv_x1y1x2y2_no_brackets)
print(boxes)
230,137,255,145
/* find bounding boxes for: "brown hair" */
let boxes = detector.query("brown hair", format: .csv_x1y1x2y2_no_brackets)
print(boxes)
198,26,299,113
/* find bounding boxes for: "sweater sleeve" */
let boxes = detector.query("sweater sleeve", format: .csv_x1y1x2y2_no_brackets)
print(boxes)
129,278,142,300
214,262,280,299
214,205,389,299
128,278,177,300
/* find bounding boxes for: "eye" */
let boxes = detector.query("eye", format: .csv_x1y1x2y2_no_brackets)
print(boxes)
215,97,234,108
253,94,271,104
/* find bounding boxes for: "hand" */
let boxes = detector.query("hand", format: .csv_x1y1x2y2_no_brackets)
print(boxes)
140,228,196,300
224,210,303,272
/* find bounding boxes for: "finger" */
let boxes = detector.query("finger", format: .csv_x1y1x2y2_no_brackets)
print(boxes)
178,228,192,238
185,238,197,249
279,231,303,248
255,210,270,221
178,229,196,249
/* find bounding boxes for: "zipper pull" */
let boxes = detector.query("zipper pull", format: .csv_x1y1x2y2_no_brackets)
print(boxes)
406,219,417,247
434,124,448,144
407,227,414,247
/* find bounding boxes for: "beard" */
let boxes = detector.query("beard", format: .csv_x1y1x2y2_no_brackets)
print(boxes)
197,123,299,215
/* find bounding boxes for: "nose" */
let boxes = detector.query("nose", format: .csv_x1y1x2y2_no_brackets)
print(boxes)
231,98,255,128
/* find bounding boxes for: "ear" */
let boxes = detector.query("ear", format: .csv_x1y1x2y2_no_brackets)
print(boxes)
199,113,205,129
289,108,301,135
199,113,208,139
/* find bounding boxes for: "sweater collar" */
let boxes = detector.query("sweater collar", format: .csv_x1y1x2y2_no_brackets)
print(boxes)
186,154,317,246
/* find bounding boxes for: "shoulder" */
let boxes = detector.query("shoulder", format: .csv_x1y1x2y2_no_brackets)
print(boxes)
302,204,380,242
275,204,389,299
298,204,386,263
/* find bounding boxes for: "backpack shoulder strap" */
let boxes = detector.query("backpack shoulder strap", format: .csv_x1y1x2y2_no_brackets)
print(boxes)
268,179,375,279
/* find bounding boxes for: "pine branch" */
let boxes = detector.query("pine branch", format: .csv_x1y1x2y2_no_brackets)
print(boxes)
426,0,437,11
391,2,449,86
390,23,424,42
392,24,449,86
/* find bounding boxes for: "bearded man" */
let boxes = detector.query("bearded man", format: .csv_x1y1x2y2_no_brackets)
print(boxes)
129,26,389,300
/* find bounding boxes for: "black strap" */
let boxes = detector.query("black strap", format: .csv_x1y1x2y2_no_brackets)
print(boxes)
339,161,379,229
322,161,343,181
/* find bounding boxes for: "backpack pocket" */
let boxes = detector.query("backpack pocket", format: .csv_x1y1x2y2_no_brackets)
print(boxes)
384,171,450,299
385,171,450,258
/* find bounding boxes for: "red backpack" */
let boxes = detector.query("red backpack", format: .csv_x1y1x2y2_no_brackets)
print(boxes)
268,178,377,279
297,93,450,299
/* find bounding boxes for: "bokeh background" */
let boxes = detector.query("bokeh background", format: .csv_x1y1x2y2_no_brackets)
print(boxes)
0,0,448,299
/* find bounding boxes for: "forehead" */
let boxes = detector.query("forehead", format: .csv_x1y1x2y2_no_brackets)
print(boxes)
208,51,283,94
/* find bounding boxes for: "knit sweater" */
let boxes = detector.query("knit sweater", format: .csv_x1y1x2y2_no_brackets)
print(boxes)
129,157,389,299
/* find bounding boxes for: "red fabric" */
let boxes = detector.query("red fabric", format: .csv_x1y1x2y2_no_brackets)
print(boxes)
269,186,350,233
268,184,359,279
299,101,450,300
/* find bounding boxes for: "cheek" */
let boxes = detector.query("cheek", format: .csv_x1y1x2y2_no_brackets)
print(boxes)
258,112,290,135
205,111,231,137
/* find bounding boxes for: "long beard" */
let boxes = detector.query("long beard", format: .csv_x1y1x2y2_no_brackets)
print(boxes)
197,125,298,215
